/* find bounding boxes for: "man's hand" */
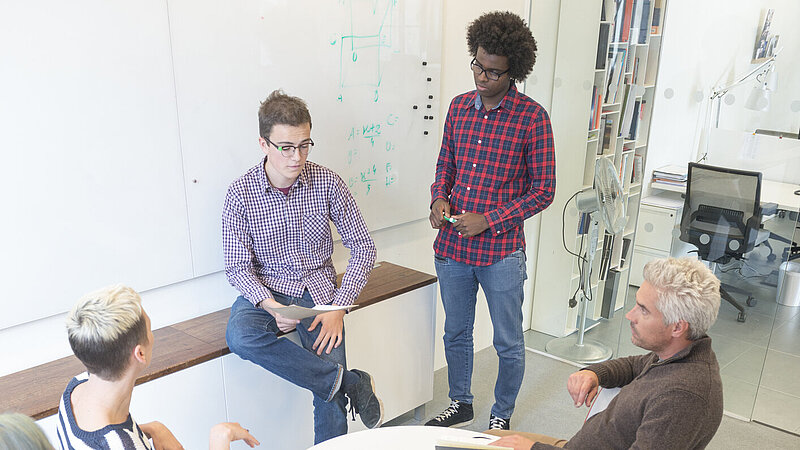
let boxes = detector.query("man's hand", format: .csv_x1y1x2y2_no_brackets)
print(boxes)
258,297,300,332
141,421,184,450
567,370,600,407
308,309,345,355
209,422,260,450
429,199,451,229
451,212,490,237
489,434,535,450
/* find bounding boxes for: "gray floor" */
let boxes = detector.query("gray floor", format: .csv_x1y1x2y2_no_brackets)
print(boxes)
386,346,800,449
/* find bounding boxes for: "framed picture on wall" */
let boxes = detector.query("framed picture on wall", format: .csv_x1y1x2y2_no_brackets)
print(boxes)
752,8,777,62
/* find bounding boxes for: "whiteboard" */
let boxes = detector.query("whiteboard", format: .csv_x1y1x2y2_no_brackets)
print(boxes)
0,1,193,328
0,0,442,328
168,0,443,275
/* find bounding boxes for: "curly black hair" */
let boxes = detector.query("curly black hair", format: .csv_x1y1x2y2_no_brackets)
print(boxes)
467,11,537,81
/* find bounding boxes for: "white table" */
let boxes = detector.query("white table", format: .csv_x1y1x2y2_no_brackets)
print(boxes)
308,426,501,450
650,179,800,211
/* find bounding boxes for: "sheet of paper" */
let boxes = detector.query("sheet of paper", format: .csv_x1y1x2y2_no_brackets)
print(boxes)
263,303,353,320
435,435,509,450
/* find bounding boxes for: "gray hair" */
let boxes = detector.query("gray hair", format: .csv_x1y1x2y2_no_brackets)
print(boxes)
0,413,54,450
643,257,721,340
66,285,148,380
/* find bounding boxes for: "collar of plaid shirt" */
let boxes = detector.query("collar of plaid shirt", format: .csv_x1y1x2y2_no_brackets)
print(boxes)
431,83,556,266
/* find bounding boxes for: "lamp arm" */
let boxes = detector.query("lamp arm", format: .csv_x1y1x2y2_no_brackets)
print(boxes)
710,50,781,99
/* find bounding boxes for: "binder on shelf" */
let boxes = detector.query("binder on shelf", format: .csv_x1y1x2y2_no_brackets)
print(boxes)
620,153,632,190
601,268,621,319
632,154,643,184
630,0,645,44
638,0,652,43
602,0,618,22
599,232,615,281
621,0,634,42
610,230,625,269
628,99,642,139
605,47,626,103
620,238,632,268
620,83,645,138
596,117,607,155
602,118,615,153
597,23,611,69
651,0,662,34
611,0,627,43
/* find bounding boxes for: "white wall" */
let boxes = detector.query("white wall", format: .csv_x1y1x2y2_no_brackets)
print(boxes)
645,0,800,195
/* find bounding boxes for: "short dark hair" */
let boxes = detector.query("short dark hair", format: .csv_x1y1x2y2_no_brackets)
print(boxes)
66,285,149,381
467,11,538,81
258,90,312,139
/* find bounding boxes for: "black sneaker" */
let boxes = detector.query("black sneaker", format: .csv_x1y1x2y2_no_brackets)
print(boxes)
346,369,384,429
425,400,474,428
488,414,510,430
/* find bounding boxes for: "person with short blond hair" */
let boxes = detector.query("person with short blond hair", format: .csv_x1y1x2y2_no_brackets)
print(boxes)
57,285,259,450
490,258,724,449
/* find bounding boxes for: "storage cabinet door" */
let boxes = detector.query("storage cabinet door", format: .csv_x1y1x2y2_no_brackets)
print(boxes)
635,205,677,253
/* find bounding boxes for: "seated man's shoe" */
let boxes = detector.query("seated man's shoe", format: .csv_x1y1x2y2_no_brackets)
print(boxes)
346,369,384,429
425,400,474,428
488,414,510,430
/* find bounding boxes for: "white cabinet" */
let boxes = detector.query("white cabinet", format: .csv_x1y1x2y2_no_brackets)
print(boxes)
629,192,693,286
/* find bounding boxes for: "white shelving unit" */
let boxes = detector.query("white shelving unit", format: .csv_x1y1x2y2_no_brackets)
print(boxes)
532,0,668,338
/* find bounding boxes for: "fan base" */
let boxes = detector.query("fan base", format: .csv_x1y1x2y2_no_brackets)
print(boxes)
545,337,613,364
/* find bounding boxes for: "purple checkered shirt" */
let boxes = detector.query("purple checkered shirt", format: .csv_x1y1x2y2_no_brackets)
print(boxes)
222,158,376,306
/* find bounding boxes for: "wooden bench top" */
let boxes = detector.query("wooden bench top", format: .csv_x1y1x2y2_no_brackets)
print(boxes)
0,262,436,420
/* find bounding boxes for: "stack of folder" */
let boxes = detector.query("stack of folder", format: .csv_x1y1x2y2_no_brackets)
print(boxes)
652,165,688,187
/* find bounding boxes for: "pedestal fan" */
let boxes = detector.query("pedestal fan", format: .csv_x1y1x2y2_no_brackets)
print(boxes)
546,157,627,364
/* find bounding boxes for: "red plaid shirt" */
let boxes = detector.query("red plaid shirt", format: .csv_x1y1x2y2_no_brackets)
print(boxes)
431,84,555,266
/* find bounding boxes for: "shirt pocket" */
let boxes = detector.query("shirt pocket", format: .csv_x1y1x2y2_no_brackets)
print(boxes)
302,213,333,255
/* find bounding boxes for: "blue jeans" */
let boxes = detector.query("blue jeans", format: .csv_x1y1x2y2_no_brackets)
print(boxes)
226,291,348,444
434,249,527,419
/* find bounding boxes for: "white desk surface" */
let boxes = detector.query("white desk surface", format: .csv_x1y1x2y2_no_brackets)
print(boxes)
650,179,800,211
308,426,501,450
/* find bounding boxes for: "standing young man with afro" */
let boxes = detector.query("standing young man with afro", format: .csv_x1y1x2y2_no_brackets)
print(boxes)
427,11,555,430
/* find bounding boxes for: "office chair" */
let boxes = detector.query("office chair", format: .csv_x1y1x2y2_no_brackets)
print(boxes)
679,163,770,323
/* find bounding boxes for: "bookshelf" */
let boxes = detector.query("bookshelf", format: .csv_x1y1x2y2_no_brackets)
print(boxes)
531,0,668,338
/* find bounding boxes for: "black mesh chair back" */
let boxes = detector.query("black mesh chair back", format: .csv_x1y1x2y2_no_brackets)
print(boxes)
679,163,762,264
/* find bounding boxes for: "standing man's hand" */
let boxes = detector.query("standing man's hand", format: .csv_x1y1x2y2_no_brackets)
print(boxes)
308,309,345,355
451,212,490,237
430,199,451,229
567,370,600,407
258,298,300,333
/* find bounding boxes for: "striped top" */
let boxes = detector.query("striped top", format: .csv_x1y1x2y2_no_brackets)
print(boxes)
431,84,556,265
222,159,376,306
56,372,152,450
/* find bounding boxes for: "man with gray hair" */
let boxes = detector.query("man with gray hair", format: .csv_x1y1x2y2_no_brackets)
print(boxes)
489,257,724,449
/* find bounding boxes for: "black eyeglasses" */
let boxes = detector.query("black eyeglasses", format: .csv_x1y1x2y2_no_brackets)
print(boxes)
470,58,510,81
264,137,314,158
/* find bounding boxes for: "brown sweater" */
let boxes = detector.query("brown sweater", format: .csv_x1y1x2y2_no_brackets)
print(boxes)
534,336,723,450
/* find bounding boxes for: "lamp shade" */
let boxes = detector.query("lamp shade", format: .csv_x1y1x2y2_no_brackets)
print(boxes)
745,84,771,111
745,65,777,111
